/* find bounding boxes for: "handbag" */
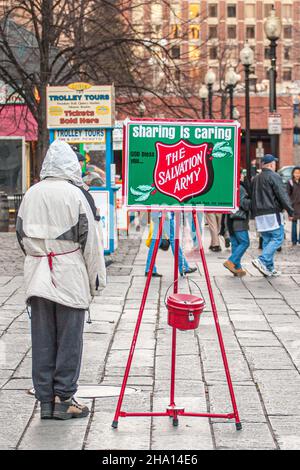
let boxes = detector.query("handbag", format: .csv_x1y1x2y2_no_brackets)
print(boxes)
145,222,170,250
159,238,170,251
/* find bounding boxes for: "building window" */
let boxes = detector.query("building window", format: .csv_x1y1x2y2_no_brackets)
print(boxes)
151,2,163,24
227,4,236,17
283,25,292,39
170,46,180,59
209,46,218,60
189,25,200,40
228,25,236,39
175,69,181,83
284,46,291,61
246,25,255,39
282,4,292,19
265,67,270,79
264,4,273,18
189,3,200,20
189,45,201,62
264,47,270,60
209,26,218,39
283,69,292,81
170,24,181,39
208,3,218,17
132,5,144,23
245,3,255,17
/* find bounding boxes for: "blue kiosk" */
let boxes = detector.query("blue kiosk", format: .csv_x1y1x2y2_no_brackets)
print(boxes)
47,83,117,254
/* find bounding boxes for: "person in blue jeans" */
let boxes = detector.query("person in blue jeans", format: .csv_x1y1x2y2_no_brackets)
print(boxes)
251,154,294,277
287,167,300,245
258,224,284,272
145,212,197,277
186,212,203,250
223,170,251,277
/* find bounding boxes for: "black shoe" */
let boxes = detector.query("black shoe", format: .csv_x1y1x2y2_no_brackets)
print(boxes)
225,238,231,248
277,247,282,252
145,272,163,277
41,402,54,420
211,246,222,252
53,396,89,420
181,267,197,276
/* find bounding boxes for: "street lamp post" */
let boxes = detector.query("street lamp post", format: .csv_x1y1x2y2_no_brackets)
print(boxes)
240,43,254,184
205,69,216,119
199,84,208,119
264,6,282,157
225,67,240,119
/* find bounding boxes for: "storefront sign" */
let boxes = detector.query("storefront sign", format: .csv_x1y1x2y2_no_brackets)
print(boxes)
54,128,105,143
46,83,115,129
124,119,240,211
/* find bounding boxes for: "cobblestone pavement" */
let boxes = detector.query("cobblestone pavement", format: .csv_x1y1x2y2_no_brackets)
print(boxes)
1,224,300,450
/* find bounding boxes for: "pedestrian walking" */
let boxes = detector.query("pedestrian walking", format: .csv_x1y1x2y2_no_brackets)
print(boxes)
287,166,300,245
251,154,294,277
223,169,251,277
186,211,203,251
145,212,197,277
16,140,106,420
205,212,222,252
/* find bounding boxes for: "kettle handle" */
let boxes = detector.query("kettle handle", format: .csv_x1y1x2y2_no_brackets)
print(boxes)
164,278,202,308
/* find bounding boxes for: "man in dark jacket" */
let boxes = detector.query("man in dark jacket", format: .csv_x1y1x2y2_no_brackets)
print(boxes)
223,170,251,277
251,154,294,277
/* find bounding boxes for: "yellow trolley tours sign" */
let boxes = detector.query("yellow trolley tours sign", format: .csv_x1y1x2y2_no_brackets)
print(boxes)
46,83,115,129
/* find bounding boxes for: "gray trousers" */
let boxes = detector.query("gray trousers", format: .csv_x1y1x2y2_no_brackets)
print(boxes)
206,213,222,247
30,297,85,403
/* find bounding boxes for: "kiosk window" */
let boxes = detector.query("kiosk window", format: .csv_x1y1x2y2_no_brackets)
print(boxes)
0,139,23,195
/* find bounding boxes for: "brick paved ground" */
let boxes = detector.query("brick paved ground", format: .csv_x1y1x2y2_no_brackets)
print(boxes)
1,223,300,450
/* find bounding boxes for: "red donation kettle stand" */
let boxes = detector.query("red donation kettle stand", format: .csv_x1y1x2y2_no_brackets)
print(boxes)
112,210,242,431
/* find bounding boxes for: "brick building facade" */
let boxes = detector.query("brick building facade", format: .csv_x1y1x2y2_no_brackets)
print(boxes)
128,0,299,166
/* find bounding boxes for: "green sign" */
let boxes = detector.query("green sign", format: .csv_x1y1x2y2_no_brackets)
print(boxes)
124,119,241,212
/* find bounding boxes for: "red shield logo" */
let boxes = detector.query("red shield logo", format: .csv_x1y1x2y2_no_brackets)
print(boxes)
154,140,211,202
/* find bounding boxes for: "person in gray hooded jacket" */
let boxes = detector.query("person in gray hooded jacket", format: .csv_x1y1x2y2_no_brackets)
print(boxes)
16,139,106,420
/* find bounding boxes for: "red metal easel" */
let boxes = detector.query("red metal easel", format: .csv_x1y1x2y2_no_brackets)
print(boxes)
112,210,242,431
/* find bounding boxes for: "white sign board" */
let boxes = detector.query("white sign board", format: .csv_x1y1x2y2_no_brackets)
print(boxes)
113,120,124,151
54,129,105,143
116,184,128,230
90,190,110,251
268,114,282,135
47,83,115,129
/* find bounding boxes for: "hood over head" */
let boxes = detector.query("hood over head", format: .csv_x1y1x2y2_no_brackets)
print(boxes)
40,139,83,186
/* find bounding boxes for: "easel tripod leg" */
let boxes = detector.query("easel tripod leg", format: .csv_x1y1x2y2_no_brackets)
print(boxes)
169,212,180,412
192,210,242,430
112,213,166,428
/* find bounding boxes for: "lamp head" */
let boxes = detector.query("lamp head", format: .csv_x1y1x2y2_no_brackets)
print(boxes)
264,5,281,40
225,67,239,86
199,84,209,99
205,69,216,85
240,43,254,66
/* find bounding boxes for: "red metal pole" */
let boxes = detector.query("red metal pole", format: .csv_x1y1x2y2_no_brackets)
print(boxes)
169,212,180,408
192,210,242,431
112,212,166,428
